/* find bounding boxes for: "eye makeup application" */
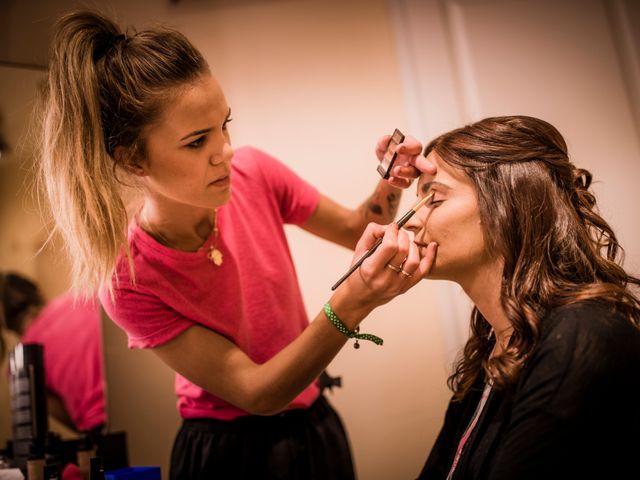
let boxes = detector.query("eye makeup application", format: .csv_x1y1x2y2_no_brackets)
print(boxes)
331,193,434,291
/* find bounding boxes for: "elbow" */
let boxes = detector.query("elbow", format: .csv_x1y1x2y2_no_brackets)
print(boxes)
237,379,293,416
242,391,290,416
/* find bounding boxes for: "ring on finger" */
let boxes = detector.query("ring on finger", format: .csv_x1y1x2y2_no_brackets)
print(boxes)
400,269,412,278
386,263,402,273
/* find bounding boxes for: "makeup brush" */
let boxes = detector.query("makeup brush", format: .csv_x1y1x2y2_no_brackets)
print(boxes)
331,193,434,290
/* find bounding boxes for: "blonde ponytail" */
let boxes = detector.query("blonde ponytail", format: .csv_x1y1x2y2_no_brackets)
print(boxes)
38,11,207,295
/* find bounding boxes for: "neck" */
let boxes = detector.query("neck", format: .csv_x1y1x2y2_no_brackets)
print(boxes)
460,258,512,357
139,199,216,252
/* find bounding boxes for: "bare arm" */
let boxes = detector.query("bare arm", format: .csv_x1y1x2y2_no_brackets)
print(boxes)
153,223,438,415
300,135,426,249
47,391,78,432
300,185,401,250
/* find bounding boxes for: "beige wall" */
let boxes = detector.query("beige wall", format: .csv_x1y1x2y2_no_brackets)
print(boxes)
0,1,451,478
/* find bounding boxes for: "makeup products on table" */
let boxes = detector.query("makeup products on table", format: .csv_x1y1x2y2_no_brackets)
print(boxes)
377,128,405,179
9,343,48,472
331,193,434,290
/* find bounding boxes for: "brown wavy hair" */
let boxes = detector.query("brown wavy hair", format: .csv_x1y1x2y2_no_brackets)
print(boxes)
38,11,208,295
424,116,640,400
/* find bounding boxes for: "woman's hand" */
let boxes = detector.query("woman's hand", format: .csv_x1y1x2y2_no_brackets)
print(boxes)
375,134,435,188
330,222,437,326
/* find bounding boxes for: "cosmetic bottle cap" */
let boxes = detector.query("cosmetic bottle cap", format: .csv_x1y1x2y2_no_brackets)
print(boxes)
27,442,44,460
43,462,60,479
90,456,105,480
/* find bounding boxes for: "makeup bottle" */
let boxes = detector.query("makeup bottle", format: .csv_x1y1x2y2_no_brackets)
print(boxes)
43,462,60,480
90,456,105,480
9,343,48,472
26,444,45,480
76,434,97,480
43,433,62,480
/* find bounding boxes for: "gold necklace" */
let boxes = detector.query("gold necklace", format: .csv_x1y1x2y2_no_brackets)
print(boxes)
140,209,223,266
206,213,223,266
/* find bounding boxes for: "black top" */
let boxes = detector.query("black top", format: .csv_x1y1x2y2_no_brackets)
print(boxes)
419,301,640,479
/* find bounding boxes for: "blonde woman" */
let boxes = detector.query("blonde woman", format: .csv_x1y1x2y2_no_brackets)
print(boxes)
38,11,436,479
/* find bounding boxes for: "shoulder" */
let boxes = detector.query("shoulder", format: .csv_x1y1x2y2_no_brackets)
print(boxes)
540,301,640,357
231,146,280,174
230,146,286,193
518,301,640,407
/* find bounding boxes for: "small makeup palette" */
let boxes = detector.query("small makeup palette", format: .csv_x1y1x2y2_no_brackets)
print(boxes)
377,128,405,179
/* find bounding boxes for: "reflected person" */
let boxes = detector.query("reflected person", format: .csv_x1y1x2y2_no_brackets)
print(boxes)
0,272,105,434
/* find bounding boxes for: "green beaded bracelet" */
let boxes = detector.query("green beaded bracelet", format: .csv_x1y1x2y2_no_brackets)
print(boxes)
323,303,383,349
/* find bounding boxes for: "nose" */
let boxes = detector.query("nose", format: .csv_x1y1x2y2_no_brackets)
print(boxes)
209,139,233,166
404,206,428,235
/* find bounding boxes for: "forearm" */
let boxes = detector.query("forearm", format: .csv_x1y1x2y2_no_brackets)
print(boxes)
243,289,374,415
47,392,78,432
301,181,402,250
357,180,402,230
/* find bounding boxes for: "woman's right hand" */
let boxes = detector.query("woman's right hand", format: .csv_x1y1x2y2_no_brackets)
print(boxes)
329,222,437,327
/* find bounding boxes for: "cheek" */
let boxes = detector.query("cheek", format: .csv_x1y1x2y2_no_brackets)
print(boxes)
418,210,451,240
426,208,483,250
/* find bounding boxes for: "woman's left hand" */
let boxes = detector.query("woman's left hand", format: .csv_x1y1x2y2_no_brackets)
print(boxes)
375,134,431,189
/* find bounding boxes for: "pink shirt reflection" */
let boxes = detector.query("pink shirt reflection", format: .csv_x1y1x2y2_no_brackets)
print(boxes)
22,293,106,431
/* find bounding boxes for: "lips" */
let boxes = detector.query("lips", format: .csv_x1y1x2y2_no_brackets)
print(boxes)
209,174,231,187
414,242,433,255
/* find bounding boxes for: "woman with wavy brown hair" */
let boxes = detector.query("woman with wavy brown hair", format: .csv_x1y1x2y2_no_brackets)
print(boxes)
404,116,640,479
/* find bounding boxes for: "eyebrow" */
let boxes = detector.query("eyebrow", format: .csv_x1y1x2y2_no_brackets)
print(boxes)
180,128,212,141
179,108,232,141
418,181,452,196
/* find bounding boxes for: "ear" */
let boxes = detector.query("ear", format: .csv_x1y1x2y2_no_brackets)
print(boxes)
113,145,147,177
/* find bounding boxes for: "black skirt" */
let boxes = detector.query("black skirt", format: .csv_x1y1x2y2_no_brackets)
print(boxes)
170,395,355,480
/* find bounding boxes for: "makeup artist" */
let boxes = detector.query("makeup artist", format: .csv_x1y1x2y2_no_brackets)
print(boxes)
36,11,436,480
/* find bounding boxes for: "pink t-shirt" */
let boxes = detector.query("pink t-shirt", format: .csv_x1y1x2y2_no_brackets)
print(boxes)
100,146,321,420
21,294,106,431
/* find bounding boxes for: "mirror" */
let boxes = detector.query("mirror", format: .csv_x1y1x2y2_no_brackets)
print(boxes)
0,64,179,478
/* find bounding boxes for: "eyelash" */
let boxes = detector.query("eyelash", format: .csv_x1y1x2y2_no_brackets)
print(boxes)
187,137,205,149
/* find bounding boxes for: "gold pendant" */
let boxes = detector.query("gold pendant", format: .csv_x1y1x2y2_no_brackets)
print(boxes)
208,247,223,266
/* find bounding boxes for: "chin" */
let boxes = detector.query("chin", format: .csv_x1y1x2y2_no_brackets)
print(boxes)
424,263,453,282
212,187,232,207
